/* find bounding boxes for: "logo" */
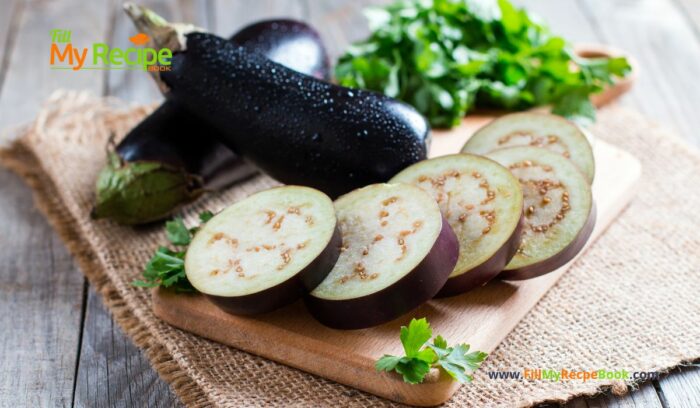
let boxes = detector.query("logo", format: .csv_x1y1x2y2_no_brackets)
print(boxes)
49,29,172,71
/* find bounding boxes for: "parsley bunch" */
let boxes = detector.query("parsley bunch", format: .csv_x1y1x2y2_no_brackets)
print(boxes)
376,318,487,384
132,211,214,292
336,0,631,127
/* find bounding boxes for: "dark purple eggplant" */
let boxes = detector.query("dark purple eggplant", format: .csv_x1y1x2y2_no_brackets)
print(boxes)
231,19,329,80
124,5,430,199
93,19,330,225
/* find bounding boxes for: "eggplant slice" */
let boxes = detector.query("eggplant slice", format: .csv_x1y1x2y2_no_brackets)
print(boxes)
462,112,595,182
390,154,524,296
486,147,595,280
306,183,459,330
185,186,340,315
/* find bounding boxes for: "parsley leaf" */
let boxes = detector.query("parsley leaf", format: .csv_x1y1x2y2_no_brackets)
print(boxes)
166,217,191,246
132,211,214,292
375,318,487,384
199,210,214,223
428,339,488,382
336,0,632,128
400,317,433,358
395,358,432,384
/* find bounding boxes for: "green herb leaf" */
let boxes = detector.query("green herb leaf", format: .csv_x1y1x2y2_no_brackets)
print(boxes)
400,317,433,358
428,341,488,383
166,217,191,246
132,246,192,292
551,89,596,126
335,0,632,128
133,210,214,292
394,358,432,384
199,210,214,223
375,318,487,384
376,355,403,371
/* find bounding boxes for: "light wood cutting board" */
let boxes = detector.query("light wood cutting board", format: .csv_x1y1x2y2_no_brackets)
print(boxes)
152,46,641,406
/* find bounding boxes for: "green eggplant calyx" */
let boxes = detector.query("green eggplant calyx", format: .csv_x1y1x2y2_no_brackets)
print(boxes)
93,153,203,225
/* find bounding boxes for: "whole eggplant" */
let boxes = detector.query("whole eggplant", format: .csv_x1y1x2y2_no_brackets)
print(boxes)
125,5,430,198
93,19,330,225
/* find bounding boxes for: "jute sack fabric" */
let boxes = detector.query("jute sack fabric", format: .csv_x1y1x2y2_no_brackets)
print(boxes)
1,90,699,408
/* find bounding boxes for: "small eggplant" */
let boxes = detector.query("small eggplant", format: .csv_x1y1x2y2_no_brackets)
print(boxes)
93,19,330,225
124,5,430,199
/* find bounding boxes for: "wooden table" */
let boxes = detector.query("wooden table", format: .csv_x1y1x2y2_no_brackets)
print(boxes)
0,1,698,407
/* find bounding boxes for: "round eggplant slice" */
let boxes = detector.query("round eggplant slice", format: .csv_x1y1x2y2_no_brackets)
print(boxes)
486,147,595,280
390,154,524,296
306,183,459,330
185,186,340,315
462,112,595,182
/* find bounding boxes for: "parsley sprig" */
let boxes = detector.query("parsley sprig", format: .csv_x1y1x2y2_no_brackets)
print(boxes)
132,211,214,292
376,318,487,384
336,0,631,127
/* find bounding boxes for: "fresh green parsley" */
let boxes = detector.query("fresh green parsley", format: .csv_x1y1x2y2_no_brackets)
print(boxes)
336,0,631,128
376,318,487,384
132,211,214,291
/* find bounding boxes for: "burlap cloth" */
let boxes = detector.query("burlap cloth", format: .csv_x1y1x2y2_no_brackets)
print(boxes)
1,90,699,407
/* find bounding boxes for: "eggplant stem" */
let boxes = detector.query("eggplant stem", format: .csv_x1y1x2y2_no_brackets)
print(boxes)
122,3,201,52
123,3,203,93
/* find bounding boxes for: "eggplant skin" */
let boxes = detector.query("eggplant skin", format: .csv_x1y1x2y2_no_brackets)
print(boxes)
436,212,524,298
229,19,330,81
207,224,341,316
161,32,430,198
94,20,331,224
117,101,255,190
304,217,458,330
117,19,332,186
499,203,597,281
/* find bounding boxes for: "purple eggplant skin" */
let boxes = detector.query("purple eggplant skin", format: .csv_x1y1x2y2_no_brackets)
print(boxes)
93,19,331,225
158,32,430,198
207,225,342,315
499,203,597,281
116,101,255,190
436,212,525,298
229,19,330,81
304,217,458,330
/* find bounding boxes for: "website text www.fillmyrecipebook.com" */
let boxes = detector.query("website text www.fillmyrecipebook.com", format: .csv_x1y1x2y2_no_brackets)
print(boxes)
486,368,660,382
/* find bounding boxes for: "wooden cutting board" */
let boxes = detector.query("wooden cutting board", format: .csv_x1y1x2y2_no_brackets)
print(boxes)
152,46,641,406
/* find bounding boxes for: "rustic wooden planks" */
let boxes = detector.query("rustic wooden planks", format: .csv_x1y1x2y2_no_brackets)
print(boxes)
0,170,86,408
657,366,700,407
74,290,183,408
0,0,699,407
0,1,108,407
569,382,663,408
304,0,388,60
580,0,700,147
0,0,21,94
211,0,306,38
0,1,109,130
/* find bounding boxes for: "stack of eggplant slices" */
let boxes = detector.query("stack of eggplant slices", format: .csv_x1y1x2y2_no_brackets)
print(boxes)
121,5,597,330
186,112,596,330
